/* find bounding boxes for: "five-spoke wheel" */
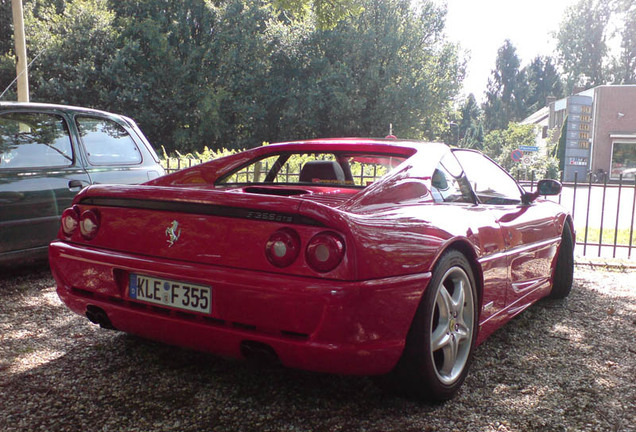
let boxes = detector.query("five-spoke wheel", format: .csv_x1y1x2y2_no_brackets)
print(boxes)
429,265,475,386
378,250,478,402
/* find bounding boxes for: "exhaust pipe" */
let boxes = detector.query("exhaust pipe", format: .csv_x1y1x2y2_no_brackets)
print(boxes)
85,305,116,330
240,341,280,366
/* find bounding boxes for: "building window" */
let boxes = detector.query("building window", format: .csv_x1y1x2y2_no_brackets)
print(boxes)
610,142,636,180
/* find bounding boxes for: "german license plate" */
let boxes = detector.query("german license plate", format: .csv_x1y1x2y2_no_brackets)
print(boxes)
128,274,212,314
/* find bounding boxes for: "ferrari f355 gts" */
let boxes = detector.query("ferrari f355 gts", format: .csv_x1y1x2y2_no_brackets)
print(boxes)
49,139,574,401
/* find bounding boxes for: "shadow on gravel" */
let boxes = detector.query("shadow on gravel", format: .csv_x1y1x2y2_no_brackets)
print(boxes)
0,269,633,432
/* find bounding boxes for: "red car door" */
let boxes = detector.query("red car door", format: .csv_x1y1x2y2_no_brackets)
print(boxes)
453,150,560,310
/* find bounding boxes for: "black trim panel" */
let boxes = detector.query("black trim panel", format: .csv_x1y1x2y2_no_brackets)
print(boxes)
79,197,324,226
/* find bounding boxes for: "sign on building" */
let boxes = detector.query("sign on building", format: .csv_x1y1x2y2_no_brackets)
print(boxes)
563,95,593,182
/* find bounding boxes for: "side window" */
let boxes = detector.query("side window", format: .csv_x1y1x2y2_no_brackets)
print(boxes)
453,150,522,205
76,116,142,165
430,153,473,203
0,112,73,169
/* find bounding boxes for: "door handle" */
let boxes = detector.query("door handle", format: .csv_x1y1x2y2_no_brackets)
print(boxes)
68,180,89,190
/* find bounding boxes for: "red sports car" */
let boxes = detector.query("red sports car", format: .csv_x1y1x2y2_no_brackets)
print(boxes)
49,138,574,401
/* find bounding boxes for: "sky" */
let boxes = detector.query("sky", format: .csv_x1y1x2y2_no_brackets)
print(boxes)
442,0,580,101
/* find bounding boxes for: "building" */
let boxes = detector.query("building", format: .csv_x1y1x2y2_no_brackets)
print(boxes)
589,86,636,182
523,85,636,182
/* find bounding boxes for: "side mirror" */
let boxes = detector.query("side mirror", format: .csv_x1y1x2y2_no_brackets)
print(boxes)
537,179,562,196
522,179,562,204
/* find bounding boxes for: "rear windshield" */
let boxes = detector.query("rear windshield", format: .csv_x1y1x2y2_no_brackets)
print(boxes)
217,152,407,187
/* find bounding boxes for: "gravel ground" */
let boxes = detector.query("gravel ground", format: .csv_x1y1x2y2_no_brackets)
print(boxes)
0,264,634,432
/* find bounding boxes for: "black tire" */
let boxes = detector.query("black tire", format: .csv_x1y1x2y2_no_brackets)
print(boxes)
377,250,478,402
549,222,574,299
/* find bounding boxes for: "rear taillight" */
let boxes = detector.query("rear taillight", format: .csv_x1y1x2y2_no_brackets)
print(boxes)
79,209,100,240
61,206,80,237
306,232,345,273
265,228,300,267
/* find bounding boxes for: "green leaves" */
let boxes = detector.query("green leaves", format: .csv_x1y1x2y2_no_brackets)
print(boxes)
555,0,636,91
271,0,363,30
483,122,559,180
2,0,463,154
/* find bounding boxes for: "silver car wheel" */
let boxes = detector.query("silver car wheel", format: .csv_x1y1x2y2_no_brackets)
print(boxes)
429,266,475,385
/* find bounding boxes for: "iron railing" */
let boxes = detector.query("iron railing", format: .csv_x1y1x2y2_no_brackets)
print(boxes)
521,173,636,260
162,159,636,259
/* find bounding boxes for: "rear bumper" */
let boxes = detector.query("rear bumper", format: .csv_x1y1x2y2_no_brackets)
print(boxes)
49,241,431,375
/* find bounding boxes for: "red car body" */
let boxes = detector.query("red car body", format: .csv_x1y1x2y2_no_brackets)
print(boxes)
49,139,573,399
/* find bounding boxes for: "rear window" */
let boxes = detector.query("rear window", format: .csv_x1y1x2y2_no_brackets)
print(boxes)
76,116,142,165
217,152,407,187
0,112,73,169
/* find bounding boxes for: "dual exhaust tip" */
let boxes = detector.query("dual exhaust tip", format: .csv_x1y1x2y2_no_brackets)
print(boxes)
85,305,281,365
85,305,116,330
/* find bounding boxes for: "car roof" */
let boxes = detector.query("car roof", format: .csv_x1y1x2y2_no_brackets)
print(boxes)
0,101,128,119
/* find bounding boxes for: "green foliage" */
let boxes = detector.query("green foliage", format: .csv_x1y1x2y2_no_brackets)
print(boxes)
483,122,559,180
553,0,636,90
521,56,564,114
577,227,636,247
276,0,463,141
555,0,611,92
25,0,119,105
612,1,636,84
272,0,363,29
482,46,564,135
3,0,464,153
0,0,16,100
457,94,483,149
482,40,526,132
161,145,241,172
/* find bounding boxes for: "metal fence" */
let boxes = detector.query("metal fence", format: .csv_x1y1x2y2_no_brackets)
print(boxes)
162,159,636,260
521,173,636,260
163,158,204,174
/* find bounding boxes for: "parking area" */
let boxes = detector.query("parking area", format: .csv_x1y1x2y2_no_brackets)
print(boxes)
0,265,634,432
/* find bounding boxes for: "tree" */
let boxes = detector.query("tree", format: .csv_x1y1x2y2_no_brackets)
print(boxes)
24,0,119,105
274,0,464,141
521,56,564,114
0,0,15,99
9,0,464,153
105,0,229,151
482,40,525,132
555,0,611,92
457,93,483,149
483,122,559,180
611,0,636,84
271,0,363,29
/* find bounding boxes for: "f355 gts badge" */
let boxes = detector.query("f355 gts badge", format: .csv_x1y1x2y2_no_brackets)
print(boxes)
165,220,181,247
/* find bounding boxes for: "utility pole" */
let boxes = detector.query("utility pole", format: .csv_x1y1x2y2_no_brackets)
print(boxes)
11,0,29,102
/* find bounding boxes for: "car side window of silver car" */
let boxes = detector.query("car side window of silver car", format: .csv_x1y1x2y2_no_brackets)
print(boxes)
0,112,74,169
76,116,142,166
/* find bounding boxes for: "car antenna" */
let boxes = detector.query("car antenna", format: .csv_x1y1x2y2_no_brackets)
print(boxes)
0,50,44,100
385,123,397,139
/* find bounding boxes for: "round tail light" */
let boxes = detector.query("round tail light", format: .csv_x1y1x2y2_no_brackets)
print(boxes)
79,209,100,240
61,206,80,237
306,232,345,273
266,228,300,268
